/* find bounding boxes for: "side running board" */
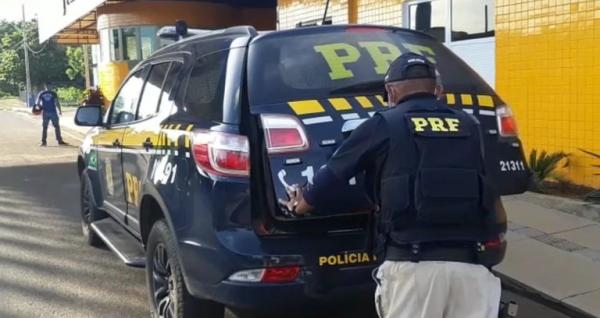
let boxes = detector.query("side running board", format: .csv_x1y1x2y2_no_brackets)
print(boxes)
91,218,146,267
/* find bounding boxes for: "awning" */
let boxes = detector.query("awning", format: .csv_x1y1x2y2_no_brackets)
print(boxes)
38,0,126,44
38,0,276,45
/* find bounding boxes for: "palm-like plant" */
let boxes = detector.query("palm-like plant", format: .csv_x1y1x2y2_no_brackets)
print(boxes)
578,149,600,202
528,149,569,187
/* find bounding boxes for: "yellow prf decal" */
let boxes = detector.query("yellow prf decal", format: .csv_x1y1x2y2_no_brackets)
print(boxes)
125,172,141,207
104,158,114,196
411,117,461,132
318,252,376,266
314,41,437,80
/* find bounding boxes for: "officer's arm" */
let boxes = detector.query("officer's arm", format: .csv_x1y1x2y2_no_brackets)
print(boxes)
296,116,389,214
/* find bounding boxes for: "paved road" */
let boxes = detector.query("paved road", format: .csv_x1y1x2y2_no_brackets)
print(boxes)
0,109,588,318
0,111,148,318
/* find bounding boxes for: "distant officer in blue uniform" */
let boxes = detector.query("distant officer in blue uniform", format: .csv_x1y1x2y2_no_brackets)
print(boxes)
36,84,67,146
282,53,507,318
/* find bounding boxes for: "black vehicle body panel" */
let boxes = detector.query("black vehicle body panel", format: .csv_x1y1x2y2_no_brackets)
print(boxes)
78,24,529,312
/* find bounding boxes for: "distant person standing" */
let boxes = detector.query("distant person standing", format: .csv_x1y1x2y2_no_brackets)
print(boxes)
36,84,67,146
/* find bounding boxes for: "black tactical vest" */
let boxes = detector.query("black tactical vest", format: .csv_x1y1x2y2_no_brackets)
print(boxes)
373,95,506,255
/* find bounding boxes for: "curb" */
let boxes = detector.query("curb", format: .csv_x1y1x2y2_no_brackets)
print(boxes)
508,192,600,223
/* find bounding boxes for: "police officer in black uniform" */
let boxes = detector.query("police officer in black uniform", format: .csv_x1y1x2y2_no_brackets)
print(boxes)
282,53,507,318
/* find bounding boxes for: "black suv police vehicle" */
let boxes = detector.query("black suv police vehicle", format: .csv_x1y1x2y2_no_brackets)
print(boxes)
74,24,529,317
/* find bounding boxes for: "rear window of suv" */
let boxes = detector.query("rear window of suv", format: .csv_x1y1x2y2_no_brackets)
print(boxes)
247,26,494,106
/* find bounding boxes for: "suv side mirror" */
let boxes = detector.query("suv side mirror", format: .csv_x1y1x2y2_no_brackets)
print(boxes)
75,105,103,127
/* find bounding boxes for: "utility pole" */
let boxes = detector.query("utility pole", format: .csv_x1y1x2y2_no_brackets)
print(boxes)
22,4,32,106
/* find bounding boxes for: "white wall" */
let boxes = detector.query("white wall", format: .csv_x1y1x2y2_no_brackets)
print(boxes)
447,37,496,88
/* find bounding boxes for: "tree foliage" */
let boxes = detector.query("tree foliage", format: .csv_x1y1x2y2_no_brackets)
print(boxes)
65,46,85,81
0,20,70,96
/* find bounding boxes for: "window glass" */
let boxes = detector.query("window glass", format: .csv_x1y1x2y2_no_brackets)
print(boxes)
138,63,170,119
122,28,140,61
408,0,446,42
111,70,144,125
248,27,495,106
183,51,228,123
451,0,495,41
100,29,110,63
140,27,158,59
110,29,122,61
158,62,183,113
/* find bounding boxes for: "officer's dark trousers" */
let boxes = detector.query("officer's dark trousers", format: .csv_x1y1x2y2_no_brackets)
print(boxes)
42,112,63,143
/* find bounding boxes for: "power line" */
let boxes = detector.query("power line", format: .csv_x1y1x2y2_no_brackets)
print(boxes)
26,41,48,55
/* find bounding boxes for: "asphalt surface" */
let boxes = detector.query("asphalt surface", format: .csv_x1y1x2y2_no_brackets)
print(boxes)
0,111,148,318
0,109,588,318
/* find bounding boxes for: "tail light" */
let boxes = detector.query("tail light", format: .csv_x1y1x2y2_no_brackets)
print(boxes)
496,105,518,137
228,266,301,284
261,114,309,154
191,130,249,177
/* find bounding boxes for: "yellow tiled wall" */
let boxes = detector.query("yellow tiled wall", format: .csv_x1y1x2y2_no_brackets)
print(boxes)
278,0,349,29
496,0,600,188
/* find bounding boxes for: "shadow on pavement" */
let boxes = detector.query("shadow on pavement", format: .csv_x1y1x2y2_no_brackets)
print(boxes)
0,162,148,318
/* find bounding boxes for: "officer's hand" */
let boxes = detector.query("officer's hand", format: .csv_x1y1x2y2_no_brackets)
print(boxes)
278,184,312,217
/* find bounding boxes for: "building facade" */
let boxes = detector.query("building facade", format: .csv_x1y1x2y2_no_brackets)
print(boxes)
39,0,276,104
278,0,600,188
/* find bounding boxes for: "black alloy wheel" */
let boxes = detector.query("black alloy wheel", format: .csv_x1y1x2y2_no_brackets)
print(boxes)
152,242,176,318
80,173,105,246
146,220,224,318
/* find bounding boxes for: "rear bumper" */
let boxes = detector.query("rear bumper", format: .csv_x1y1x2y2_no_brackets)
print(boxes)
203,266,376,312
177,230,377,312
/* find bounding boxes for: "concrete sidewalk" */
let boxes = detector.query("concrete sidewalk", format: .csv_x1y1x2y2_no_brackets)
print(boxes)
498,194,600,317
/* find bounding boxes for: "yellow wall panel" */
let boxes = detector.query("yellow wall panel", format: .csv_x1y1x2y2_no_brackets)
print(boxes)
497,0,600,187
98,62,130,107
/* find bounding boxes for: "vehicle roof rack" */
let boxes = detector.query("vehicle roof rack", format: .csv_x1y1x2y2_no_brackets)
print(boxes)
157,21,257,42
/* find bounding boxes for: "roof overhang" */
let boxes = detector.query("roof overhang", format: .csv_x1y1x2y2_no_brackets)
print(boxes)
38,0,276,45
38,0,124,45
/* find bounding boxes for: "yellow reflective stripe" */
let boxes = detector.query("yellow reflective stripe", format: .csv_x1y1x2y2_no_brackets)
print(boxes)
185,125,194,148
174,124,182,130
375,95,385,106
446,94,456,105
460,94,473,106
328,98,352,111
477,95,494,108
355,96,373,108
288,100,325,115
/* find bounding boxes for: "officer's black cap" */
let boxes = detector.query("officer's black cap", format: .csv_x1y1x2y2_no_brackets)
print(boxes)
384,52,436,83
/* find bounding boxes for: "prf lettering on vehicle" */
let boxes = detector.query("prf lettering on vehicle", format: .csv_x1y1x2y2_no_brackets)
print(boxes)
314,41,435,80
318,252,377,267
125,172,141,207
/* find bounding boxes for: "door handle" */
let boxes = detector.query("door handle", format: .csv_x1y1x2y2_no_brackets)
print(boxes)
142,138,153,150
112,139,121,147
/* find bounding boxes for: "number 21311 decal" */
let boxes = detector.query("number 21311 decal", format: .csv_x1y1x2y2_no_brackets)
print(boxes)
499,160,526,172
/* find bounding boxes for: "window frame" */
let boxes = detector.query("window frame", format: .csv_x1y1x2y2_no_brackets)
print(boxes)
106,67,149,128
403,0,495,44
136,62,173,121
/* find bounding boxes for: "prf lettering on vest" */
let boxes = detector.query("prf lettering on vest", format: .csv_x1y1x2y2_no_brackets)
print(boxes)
411,117,461,132
314,41,436,80
318,252,377,266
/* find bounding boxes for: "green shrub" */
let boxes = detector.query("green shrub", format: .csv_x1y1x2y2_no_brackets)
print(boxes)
528,149,569,190
56,86,85,106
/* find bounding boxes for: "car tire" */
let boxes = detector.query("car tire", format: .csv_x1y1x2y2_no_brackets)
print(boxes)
146,220,225,318
80,172,106,247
